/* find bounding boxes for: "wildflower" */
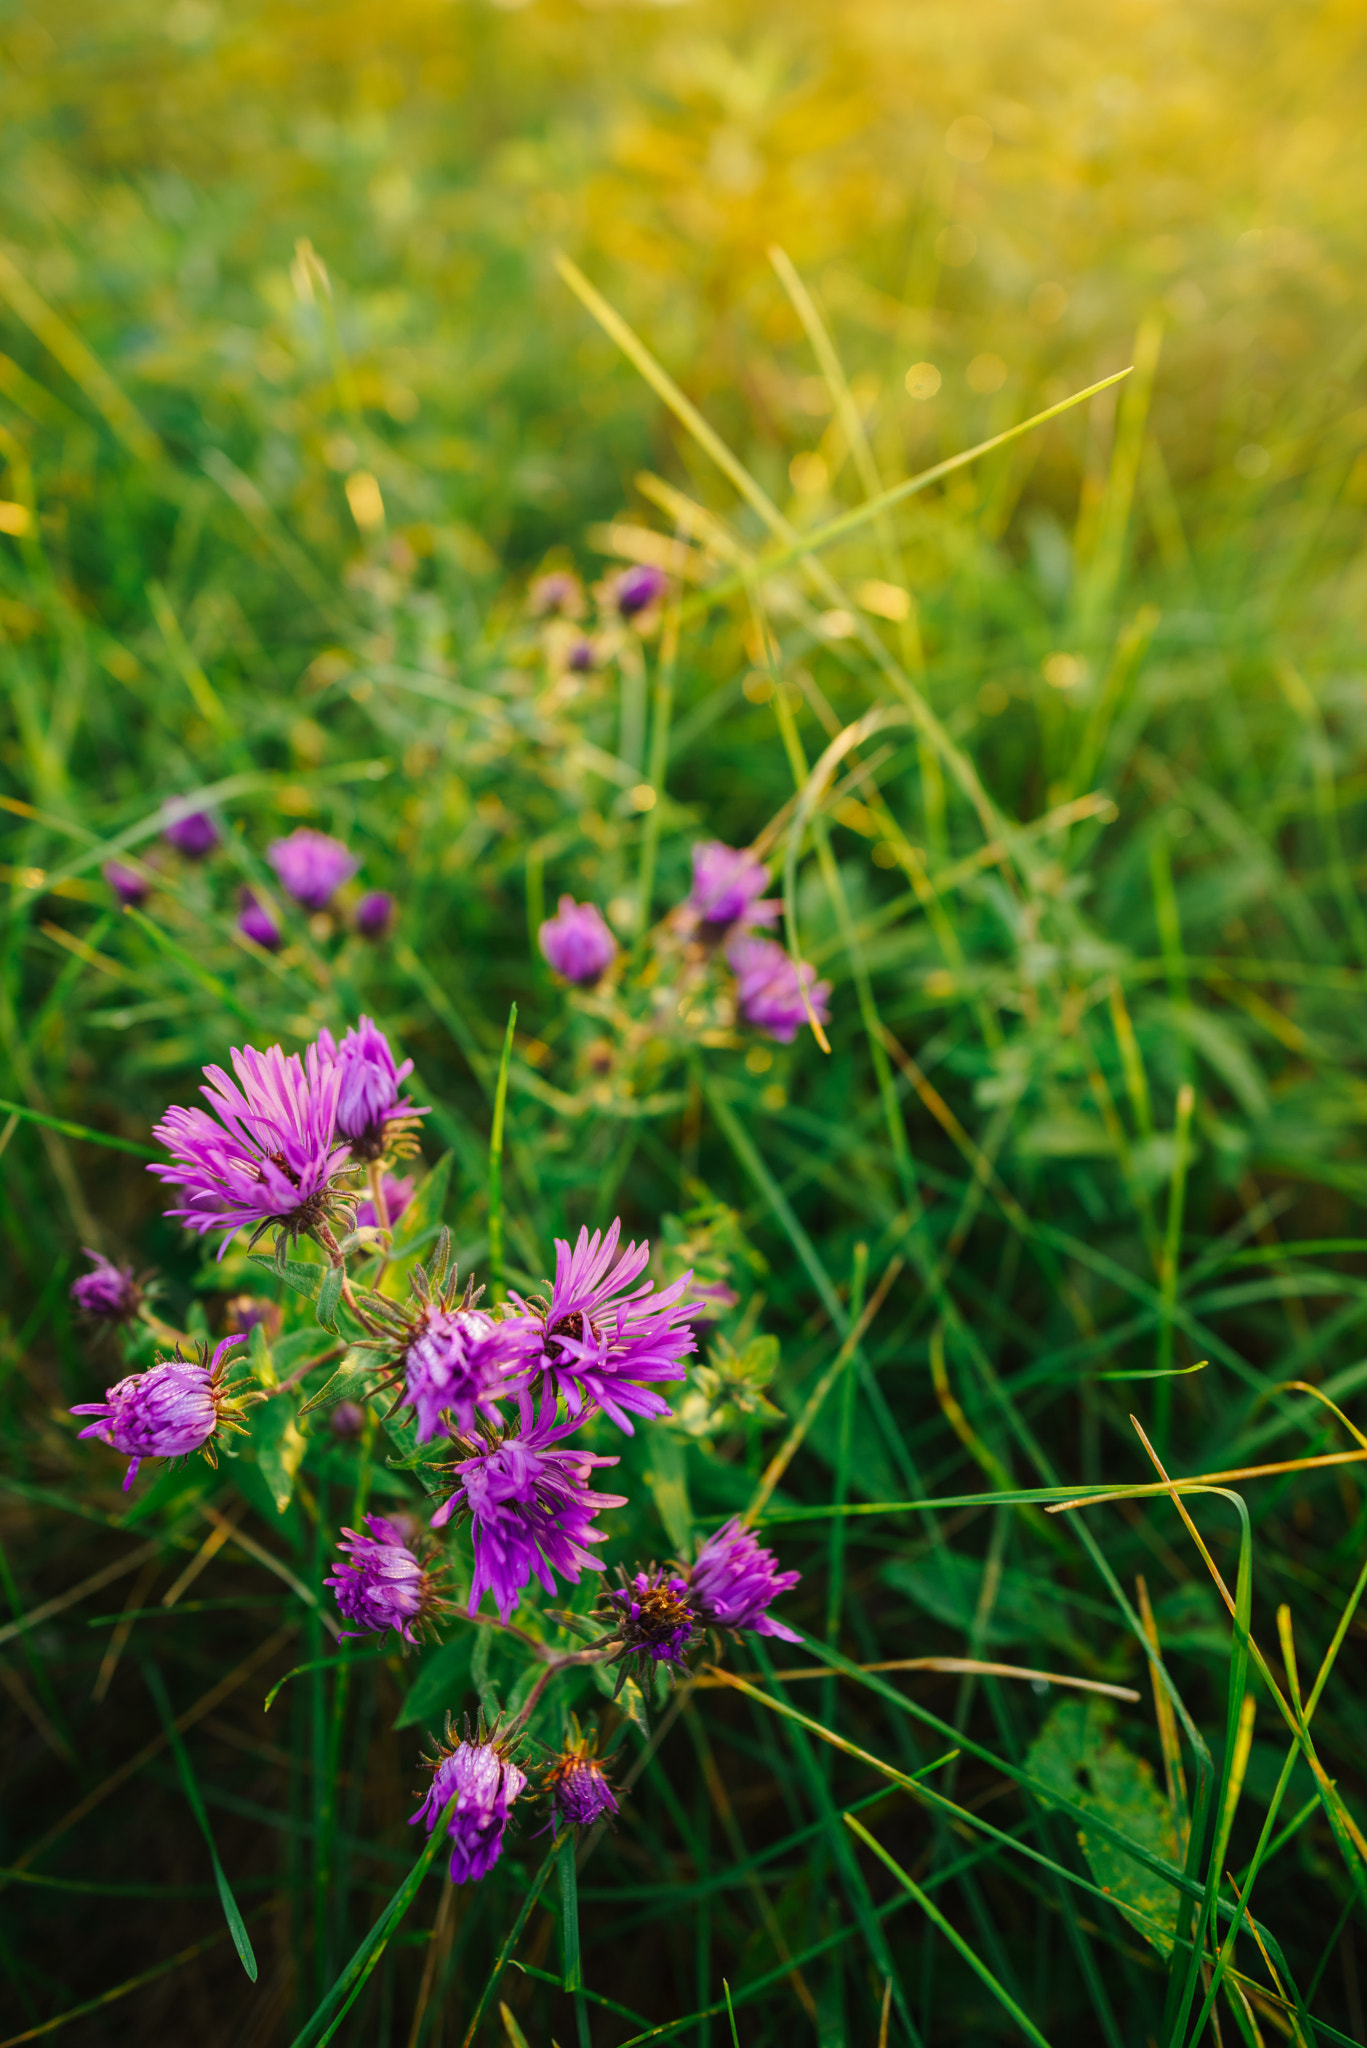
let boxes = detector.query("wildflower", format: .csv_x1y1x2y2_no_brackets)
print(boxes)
429,1394,626,1623
267,828,357,911
325,1513,447,1643
149,1040,354,1256
538,897,617,986
397,1306,525,1443
613,564,667,621
355,1172,415,1233
601,1565,700,1677
728,935,831,1045
545,1738,618,1830
354,889,394,940
238,888,282,951
566,637,597,673
316,1015,428,1160
687,1518,802,1642
163,803,220,858
223,1295,282,1340
103,860,149,906
70,1334,258,1491
529,570,584,619
688,842,779,930
70,1250,141,1323
508,1220,697,1432
330,1400,366,1438
412,1726,527,1884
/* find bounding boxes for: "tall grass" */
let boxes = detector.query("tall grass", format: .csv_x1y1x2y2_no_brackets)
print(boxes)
3,2,1367,2043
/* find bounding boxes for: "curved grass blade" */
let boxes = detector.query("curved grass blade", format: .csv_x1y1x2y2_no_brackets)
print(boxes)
488,1001,517,1301
0,1098,154,1158
141,1661,258,1981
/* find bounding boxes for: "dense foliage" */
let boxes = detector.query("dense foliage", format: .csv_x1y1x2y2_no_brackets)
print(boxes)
3,2,1367,2043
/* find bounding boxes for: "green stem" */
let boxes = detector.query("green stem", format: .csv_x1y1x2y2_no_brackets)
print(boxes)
487,1002,517,1303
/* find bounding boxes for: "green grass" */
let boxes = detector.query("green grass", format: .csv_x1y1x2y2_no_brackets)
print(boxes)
3,2,1367,2043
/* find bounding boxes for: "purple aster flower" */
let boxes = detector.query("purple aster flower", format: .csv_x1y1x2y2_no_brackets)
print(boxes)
163,803,220,858
70,1334,255,1491
70,1249,141,1322
687,1518,802,1642
545,1746,618,1830
355,1173,415,1233
103,860,149,906
412,1733,528,1885
602,1565,700,1673
614,564,668,620
325,1513,448,1643
149,1040,354,1257
355,890,395,940
238,888,282,951
529,570,584,619
429,1393,626,1623
728,935,831,1046
688,842,780,930
330,1400,367,1438
315,1015,428,1161
507,1220,697,1433
538,897,618,985
267,828,358,911
396,1307,527,1444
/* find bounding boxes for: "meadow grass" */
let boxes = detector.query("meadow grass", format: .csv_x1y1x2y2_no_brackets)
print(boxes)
3,2,1367,2043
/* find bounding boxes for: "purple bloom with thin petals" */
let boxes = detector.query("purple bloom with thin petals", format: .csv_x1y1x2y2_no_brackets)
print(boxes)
325,1513,444,1643
149,1040,353,1257
267,829,357,911
429,1394,626,1623
238,889,282,951
163,804,220,858
688,842,780,930
412,1738,528,1884
605,1566,699,1667
70,1250,140,1322
614,564,667,619
538,897,617,985
507,1220,697,1434
687,1518,802,1642
397,1308,527,1444
547,1752,618,1829
355,890,394,940
728,935,831,1045
71,1334,246,1491
316,1016,428,1160
355,1173,415,1233
103,860,149,906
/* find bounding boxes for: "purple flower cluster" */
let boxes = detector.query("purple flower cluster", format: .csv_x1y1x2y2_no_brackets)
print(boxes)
71,1334,254,1491
325,1514,446,1643
412,1734,527,1884
142,803,396,946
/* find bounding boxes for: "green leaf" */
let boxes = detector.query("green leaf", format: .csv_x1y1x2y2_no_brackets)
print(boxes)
248,1318,277,1388
315,1262,344,1333
250,1396,310,1515
393,1632,477,1730
642,1420,693,1555
300,1349,380,1419
249,1251,321,1302
1025,1697,1180,1955
143,1661,258,1981
378,1151,456,1298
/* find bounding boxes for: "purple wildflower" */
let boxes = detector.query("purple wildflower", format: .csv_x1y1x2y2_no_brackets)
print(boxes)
355,1173,415,1233
688,842,780,930
315,1016,428,1160
508,1220,697,1433
397,1308,525,1443
330,1400,367,1438
238,889,282,951
354,890,394,940
224,1295,282,1340
325,1513,447,1643
566,638,597,673
603,1565,700,1671
614,564,668,620
538,897,618,986
70,1250,140,1323
546,1747,618,1830
529,570,584,619
103,860,149,906
728,935,831,1045
149,1040,354,1257
163,804,220,858
267,828,357,912
70,1334,254,1491
412,1734,527,1885
687,1518,802,1642
429,1394,626,1623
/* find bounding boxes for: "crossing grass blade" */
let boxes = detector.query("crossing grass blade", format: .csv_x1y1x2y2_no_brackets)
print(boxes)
141,1661,259,1982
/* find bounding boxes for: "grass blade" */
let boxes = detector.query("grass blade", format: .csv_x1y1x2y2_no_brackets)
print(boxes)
142,1661,258,1981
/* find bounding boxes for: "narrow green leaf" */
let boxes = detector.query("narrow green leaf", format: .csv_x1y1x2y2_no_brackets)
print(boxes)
0,1097,156,1157
315,1262,343,1333
142,1661,258,1982
299,1350,380,1418
250,1396,310,1514
249,1250,322,1302
488,1003,517,1301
